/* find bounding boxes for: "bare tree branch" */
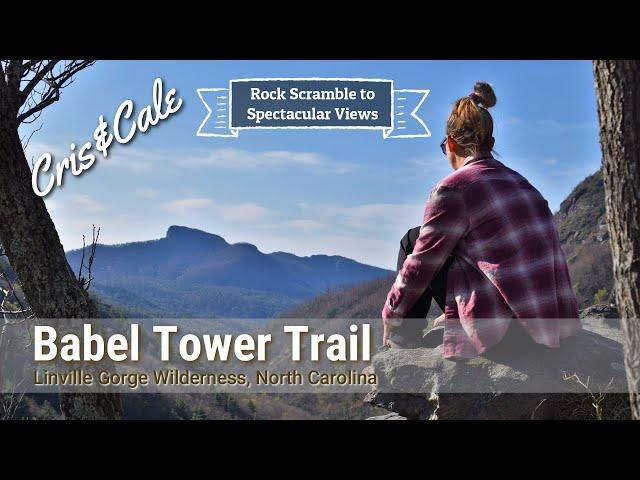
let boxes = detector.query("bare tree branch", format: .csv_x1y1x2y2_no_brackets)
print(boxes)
78,225,100,291
1,378,26,420
0,60,95,125
20,123,43,150
20,60,42,73
19,60,59,100
17,88,59,123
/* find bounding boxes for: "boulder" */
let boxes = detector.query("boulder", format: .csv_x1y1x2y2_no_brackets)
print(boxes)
364,313,630,420
366,413,407,420
580,303,619,328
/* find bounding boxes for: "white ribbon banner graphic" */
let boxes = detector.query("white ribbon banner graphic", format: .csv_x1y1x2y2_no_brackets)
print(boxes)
196,78,430,139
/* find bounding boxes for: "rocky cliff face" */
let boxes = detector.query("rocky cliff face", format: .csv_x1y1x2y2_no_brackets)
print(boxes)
553,169,614,307
364,305,630,420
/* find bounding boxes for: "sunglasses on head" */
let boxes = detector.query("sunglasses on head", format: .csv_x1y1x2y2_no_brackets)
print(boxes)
440,137,447,155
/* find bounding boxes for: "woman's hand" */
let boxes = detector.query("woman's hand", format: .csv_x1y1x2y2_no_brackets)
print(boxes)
382,322,390,347
381,302,402,348
433,313,446,328
381,303,393,347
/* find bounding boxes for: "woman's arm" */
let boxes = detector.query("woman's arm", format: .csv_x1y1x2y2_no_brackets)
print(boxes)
382,184,468,328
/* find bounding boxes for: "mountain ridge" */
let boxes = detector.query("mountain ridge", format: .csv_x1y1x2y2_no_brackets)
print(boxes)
65,225,392,318
552,168,613,306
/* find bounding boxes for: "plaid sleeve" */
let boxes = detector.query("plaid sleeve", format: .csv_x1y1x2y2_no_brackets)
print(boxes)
382,185,468,326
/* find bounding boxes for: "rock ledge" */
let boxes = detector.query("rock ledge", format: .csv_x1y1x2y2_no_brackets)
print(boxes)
365,307,629,420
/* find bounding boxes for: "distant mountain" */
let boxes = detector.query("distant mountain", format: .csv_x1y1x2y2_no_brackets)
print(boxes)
65,225,392,318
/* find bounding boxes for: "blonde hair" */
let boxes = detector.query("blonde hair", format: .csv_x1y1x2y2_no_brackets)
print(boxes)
446,81,497,156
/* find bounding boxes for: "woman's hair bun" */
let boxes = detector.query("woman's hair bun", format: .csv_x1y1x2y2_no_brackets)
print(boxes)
472,81,497,108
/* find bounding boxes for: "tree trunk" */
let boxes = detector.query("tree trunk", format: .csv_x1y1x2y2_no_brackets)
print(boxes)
0,111,122,420
593,60,640,419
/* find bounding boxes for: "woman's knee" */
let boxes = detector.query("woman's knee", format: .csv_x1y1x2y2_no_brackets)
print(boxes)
400,226,421,253
397,227,421,271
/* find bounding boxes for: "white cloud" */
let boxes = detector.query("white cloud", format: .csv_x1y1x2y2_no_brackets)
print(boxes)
176,147,354,174
25,141,153,173
160,197,213,214
44,198,61,211
71,194,106,213
136,187,160,199
26,141,354,177
535,119,598,131
494,117,598,134
281,219,326,234
160,196,272,222
177,148,322,168
219,203,271,222
99,147,153,171
406,155,450,172
496,116,525,128
298,201,421,233
548,163,602,177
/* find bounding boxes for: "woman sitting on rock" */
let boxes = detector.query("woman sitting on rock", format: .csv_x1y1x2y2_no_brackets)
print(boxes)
382,81,581,358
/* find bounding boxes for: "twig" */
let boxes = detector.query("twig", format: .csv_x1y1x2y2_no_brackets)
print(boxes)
563,372,615,420
20,122,43,150
1,377,26,420
78,224,100,290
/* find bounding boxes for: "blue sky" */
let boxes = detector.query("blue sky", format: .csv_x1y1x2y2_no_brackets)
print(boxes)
23,60,602,269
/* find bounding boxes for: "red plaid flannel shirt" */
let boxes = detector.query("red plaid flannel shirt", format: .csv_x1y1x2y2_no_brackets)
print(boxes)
382,155,581,358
